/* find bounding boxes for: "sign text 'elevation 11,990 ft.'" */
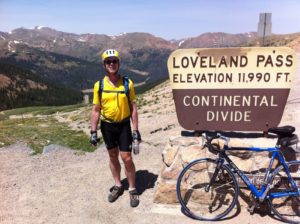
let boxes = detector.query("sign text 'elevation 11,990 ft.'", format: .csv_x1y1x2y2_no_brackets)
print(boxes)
167,47,297,131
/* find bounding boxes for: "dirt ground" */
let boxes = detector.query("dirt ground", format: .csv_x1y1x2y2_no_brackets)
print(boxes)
0,142,284,224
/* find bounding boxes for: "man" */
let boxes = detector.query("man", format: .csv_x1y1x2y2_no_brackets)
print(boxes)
90,49,141,207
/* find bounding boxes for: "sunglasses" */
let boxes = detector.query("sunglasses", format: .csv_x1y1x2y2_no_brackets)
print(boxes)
105,59,119,65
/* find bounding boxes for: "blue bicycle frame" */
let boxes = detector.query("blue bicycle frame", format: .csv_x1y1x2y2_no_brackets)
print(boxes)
221,145,300,201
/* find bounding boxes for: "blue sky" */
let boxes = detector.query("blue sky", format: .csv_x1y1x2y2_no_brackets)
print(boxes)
0,0,300,40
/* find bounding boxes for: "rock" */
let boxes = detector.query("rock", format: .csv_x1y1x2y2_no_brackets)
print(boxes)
229,156,254,172
215,138,254,159
0,142,34,155
169,136,199,147
162,144,179,167
153,180,178,204
180,145,205,165
161,154,183,180
42,144,73,154
251,153,270,170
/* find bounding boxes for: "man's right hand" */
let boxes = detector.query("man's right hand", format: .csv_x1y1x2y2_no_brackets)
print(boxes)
90,131,98,146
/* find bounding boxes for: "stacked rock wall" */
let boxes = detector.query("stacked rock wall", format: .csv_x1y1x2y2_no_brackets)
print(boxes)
153,135,299,205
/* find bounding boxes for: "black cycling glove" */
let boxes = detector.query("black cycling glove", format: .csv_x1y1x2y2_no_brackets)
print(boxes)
90,131,98,146
132,130,141,141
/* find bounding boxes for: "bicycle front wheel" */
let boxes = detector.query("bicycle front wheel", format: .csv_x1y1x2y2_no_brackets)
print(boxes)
268,160,300,224
176,158,239,221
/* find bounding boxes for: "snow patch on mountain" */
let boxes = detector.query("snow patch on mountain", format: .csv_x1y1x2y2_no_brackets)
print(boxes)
32,26,45,30
77,37,86,42
246,32,253,38
178,39,185,47
110,32,127,40
8,41,16,52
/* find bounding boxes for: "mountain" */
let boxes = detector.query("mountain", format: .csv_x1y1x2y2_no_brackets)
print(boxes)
6,27,175,60
0,27,176,93
1,26,298,110
6,27,109,61
176,32,257,48
0,43,100,89
0,62,82,110
0,28,260,86
0,28,176,110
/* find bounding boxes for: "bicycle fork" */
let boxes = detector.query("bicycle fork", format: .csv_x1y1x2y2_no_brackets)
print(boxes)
205,158,225,192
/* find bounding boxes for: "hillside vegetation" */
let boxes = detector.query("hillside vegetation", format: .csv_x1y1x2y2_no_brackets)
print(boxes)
0,79,177,154
0,104,96,153
241,32,300,48
0,63,83,110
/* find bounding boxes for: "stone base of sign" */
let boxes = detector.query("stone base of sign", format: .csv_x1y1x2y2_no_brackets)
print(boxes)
153,135,300,208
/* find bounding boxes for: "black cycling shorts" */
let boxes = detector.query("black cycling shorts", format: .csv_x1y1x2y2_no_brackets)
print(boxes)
100,120,133,152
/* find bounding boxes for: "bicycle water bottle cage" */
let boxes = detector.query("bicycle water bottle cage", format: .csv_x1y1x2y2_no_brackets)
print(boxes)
268,126,299,147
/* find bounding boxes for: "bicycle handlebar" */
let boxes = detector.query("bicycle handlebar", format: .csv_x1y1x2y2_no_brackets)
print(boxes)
202,133,230,145
201,133,230,153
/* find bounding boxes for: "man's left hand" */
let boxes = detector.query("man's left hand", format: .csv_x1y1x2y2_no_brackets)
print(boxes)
132,130,141,142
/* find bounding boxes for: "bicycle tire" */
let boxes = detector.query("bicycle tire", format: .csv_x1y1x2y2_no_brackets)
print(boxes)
176,158,239,221
267,160,300,224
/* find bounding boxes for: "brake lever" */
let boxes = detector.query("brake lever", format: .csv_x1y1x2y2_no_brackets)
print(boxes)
201,133,207,147
219,135,230,146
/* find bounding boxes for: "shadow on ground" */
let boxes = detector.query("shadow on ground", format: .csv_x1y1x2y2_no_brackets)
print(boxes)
121,170,158,195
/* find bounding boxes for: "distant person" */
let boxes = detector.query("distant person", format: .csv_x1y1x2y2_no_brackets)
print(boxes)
90,49,141,207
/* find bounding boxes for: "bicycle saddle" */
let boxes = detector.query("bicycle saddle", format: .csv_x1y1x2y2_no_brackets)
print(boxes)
268,125,296,137
268,125,295,137
268,126,298,147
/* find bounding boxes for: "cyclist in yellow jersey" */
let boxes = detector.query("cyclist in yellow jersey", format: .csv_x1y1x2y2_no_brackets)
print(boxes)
90,49,141,207
92,75,135,123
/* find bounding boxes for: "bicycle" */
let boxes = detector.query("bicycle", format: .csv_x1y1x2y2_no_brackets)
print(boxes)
176,125,300,223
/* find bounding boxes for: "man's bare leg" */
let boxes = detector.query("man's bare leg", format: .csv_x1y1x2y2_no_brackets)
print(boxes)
108,147,122,186
120,151,136,189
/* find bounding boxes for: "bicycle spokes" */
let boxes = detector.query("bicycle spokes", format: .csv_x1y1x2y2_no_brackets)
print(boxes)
176,159,238,220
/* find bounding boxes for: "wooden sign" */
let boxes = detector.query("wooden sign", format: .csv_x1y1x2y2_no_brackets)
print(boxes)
168,47,297,131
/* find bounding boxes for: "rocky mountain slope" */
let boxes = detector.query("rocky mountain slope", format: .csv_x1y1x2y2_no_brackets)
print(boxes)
0,62,82,110
0,27,261,87
0,27,175,102
176,32,257,48
4,27,175,60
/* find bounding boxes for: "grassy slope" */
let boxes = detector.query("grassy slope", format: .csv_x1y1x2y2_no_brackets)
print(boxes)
0,104,97,153
0,80,166,154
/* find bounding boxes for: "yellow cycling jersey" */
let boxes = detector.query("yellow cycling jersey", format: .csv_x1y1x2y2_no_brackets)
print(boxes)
93,76,136,123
